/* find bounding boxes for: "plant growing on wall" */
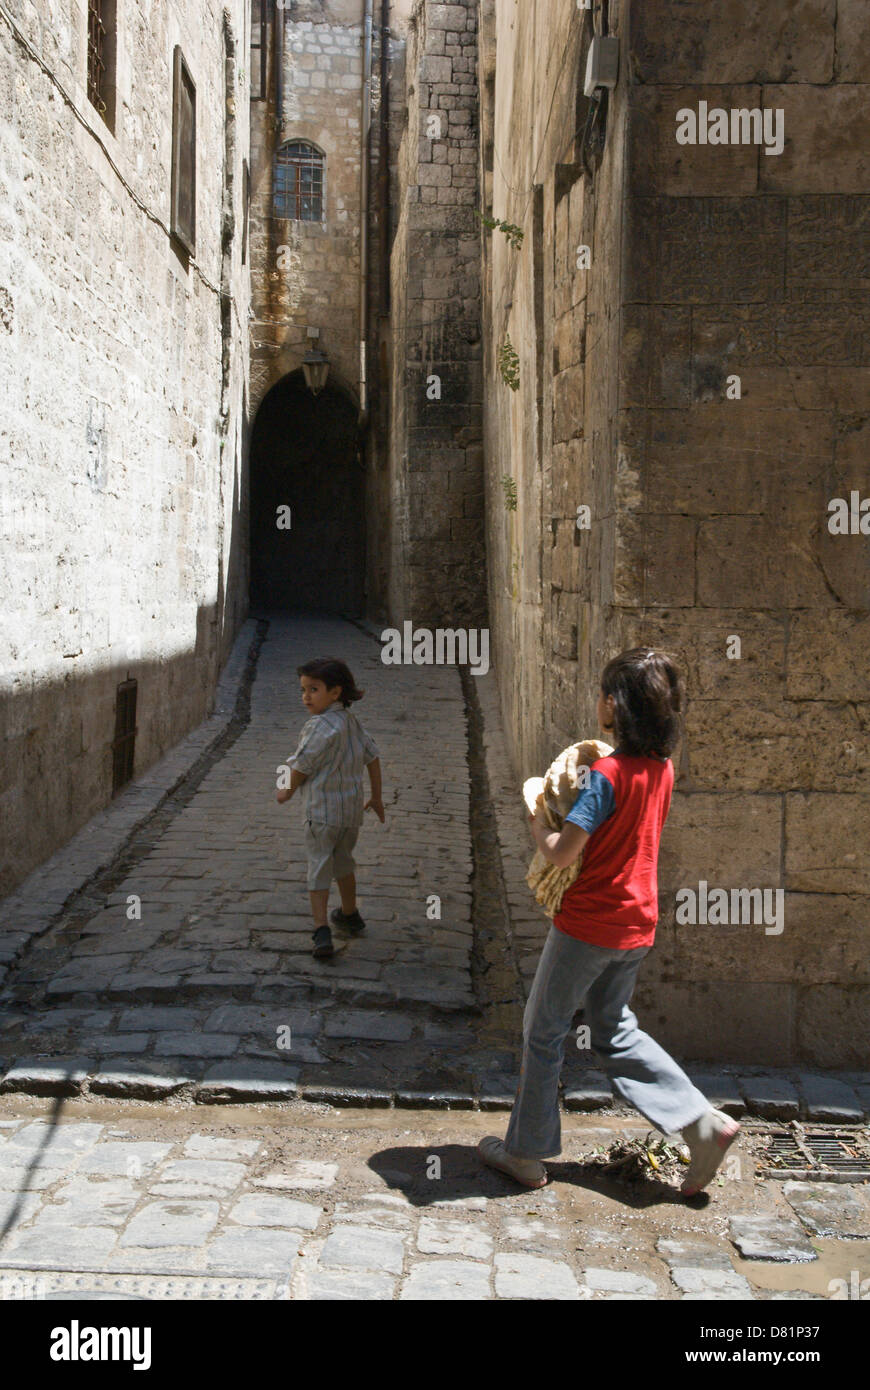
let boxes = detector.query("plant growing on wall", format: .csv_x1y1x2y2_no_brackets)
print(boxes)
501,474,518,511
475,209,524,249
498,336,520,391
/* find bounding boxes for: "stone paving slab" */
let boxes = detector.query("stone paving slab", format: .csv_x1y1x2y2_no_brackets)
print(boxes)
400,1259,492,1299
319,1224,406,1274
688,1072,746,1118
729,1214,818,1263
798,1074,865,1124
1,1057,94,1095
671,1267,755,1299
781,1182,870,1239
738,1077,800,1121
89,1060,199,1099
494,1252,581,1300
563,1072,613,1112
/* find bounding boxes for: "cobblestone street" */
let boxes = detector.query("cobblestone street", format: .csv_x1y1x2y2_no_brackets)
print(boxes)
0,615,868,1304
0,618,505,1099
1,1099,869,1302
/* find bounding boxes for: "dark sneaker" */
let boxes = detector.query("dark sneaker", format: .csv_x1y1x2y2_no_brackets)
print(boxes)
312,925,334,959
330,907,366,936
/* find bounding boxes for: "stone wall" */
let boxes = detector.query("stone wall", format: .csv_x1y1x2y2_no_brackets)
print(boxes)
249,0,368,416
479,0,870,1065
0,0,250,897
247,0,413,621
387,0,485,627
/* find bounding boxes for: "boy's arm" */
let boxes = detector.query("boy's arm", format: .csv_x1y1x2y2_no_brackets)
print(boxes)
276,767,308,804
530,815,589,868
364,757,385,822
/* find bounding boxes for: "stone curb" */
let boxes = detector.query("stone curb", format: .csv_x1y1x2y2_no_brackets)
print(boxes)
0,620,260,979
0,1054,868,1119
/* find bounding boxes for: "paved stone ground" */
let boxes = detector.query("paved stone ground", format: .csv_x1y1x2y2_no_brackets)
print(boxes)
1,1099,867,1301
0,617,497,1096
0,613,868,1118
1,613,869,1301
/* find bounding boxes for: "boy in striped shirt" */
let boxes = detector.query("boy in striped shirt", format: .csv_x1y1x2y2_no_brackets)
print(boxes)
277,657,384,958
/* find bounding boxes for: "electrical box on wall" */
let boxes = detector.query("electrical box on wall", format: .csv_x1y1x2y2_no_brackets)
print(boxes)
584,35,620,97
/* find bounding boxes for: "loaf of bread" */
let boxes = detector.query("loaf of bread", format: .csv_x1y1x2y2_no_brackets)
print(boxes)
523,738,613,917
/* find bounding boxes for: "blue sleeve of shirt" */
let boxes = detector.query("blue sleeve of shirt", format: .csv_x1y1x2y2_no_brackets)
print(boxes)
563,769,616,834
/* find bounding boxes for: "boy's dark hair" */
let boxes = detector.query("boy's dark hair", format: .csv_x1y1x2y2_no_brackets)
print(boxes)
601,648,683,758
297,657,364,707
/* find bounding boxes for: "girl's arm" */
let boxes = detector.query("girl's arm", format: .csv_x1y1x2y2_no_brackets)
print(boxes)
364,758,385,822
530,814,589,868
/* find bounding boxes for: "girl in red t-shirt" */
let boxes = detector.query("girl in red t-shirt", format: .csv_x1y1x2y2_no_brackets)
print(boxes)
479,648,740,1195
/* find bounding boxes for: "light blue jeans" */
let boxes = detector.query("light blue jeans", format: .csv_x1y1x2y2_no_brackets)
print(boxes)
504,925,709,1158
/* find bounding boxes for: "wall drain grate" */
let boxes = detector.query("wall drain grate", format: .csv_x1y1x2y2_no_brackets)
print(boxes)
757,1124,870,1182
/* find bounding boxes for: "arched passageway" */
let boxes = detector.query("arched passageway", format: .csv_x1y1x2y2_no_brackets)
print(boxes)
249,372,365,615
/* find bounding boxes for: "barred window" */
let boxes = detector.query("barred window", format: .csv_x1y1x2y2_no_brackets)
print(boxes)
87,0,116,127
274,142,324,222
112,678,138,795
250,0,267,101
170,47,197,256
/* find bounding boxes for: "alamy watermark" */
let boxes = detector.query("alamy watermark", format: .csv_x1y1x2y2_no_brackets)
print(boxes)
381,622,490,676
675,880,784,935
827,491,870,535
676,102,784,156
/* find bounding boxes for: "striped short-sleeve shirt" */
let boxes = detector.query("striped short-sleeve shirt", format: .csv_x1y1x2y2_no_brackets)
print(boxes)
288,706,380,827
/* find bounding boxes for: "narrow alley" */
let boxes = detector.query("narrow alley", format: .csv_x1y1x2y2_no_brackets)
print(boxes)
0,618,868,1309
1,0,868,1336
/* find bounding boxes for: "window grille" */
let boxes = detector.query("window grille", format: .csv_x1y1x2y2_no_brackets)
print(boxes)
250,0,267,101
274,142,324,222
112,679,137,795
87,0,108,115
170,47,197,256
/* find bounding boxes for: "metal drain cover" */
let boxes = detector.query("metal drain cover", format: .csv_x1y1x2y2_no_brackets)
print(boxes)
757,1124,870,1182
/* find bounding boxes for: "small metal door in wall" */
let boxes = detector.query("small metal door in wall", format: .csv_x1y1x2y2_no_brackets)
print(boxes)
112,678,137,794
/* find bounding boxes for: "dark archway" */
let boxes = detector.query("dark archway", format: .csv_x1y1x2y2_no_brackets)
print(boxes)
249,372,365,615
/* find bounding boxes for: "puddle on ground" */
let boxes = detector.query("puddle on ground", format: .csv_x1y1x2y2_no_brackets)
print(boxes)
734,1236,870,1296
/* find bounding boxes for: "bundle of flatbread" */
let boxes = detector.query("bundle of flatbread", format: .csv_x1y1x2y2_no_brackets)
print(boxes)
523,738,613,918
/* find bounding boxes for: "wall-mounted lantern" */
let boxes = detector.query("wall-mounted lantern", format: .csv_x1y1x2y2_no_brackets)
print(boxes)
302,326,330,397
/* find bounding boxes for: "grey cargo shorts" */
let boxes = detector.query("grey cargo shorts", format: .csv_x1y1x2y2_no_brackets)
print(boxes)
303,820,360,890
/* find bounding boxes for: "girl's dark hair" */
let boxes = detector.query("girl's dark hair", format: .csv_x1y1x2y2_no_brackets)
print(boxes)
297,657,364,707
601,647,683,758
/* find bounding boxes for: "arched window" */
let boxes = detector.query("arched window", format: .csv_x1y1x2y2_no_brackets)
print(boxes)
274,141,324,222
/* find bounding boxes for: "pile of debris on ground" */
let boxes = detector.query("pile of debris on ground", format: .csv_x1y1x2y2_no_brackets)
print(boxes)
577,1134,691,1184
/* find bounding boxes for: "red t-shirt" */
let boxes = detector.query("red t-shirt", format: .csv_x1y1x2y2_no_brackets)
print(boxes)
554,752,674,949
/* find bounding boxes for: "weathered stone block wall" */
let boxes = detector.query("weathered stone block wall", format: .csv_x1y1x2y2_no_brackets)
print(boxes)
480,0,624,774
388,0,485,627
247,0,415,622
0,0,250,897
480,0,870,1064
620,0,870,1067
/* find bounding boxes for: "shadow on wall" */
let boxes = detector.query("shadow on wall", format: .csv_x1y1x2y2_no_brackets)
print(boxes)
0,602,223,900
249,371,366,617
